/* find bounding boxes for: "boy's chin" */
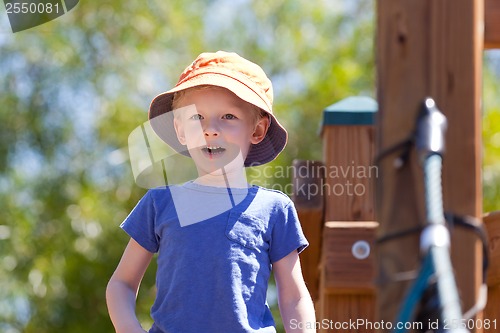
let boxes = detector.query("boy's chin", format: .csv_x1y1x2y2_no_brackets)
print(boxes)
193,157,247,179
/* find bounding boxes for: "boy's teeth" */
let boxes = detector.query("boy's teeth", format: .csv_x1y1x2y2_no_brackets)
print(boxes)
203,146,225,154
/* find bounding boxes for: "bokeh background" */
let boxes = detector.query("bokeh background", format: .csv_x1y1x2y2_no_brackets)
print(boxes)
1,1,499,332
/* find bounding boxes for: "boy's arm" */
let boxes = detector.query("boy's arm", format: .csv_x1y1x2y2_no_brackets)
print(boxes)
273,250,316,333
106,238,154,333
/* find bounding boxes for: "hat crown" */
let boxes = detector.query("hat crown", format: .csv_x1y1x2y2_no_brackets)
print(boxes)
176,51,273,111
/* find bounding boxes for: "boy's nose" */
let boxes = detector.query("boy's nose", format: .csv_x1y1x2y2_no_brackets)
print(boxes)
203,120,220,137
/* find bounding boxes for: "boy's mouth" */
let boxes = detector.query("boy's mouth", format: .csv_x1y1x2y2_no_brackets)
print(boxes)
201,146,226,157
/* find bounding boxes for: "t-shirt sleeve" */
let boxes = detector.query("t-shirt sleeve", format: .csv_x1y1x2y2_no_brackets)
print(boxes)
120,191,159,253
269,200,309,263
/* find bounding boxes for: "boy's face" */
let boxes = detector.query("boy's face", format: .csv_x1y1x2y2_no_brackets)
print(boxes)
172,87,268,176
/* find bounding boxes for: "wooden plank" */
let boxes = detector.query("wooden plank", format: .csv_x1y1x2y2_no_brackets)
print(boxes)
485,0,500,49
483,211,500,286
322,221,378,294
376,0,483,331
322,126,376,221
483,211,500,323
292,160,325,302
483,285,500,325
319,294,376,333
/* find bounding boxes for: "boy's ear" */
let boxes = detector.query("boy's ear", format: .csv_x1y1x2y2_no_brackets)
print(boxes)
173,118,186,145
251,116,270,144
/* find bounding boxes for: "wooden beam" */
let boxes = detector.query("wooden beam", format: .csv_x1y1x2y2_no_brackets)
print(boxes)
485,0,500,49
376,0,483,331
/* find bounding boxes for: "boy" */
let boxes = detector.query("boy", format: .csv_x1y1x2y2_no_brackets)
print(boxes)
106,51,316,333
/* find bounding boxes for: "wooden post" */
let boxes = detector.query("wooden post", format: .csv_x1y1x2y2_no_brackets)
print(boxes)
318,96,378,332
321,96,378,222
292,159,325,303
376,0,483,331
485,0,500,49
483,211,500,322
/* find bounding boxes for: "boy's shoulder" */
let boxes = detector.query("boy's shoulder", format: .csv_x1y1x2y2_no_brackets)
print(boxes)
252,185,294,208
141,186,175,206
254,184,289,197
146,186,172,197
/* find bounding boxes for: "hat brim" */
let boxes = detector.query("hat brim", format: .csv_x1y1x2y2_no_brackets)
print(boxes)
148,73,287,167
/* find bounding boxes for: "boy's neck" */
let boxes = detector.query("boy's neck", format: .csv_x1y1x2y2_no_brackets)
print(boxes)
193,169,250,189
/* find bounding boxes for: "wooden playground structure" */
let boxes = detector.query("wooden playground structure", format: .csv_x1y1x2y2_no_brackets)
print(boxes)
292,1,500,332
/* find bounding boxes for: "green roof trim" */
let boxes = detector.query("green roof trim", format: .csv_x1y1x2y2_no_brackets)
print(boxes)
322,96,378,126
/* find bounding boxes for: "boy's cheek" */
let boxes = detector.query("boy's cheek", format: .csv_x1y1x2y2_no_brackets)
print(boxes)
183,132,207,146
173,119,187,145
184,122,205,137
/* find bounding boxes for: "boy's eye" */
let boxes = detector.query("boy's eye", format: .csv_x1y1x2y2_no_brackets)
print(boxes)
189,114,203,120
222,114,237,120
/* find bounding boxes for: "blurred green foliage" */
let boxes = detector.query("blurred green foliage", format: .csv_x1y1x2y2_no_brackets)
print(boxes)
483,51,500,213
1,1,499,332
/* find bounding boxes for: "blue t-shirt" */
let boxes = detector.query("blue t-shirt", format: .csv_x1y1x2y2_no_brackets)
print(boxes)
121,181,308,333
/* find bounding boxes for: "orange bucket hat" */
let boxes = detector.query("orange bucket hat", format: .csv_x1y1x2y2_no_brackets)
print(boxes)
148,51,288,167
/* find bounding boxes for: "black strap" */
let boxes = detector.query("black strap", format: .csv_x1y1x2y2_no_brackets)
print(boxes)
445,213,489,284
376,213,489,284
374,136,413,167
